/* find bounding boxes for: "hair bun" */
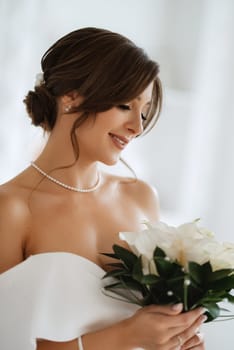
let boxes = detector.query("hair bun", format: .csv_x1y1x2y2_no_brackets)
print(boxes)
23,85,56,131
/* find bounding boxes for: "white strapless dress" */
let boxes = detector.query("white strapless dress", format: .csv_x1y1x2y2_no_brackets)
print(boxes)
0,252,139,350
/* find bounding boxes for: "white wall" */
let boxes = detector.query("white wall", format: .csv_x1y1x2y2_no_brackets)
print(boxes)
0,0,233,348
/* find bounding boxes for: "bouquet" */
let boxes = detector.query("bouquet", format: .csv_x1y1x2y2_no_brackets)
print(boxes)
102,219,234,322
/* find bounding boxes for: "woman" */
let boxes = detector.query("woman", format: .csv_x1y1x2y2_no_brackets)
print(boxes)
0,27,206,350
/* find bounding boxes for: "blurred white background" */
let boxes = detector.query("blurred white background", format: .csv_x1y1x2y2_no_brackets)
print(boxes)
0,0,233,347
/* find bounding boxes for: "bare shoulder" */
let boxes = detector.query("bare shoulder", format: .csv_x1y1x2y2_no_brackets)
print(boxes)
0,181,31,273
124,177,160,222
105,173,160,222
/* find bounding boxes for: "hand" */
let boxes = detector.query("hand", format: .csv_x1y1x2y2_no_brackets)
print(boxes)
123,303,206,350
181,332,205,350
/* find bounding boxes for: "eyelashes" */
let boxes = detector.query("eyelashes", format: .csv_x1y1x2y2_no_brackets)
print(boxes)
118,104,130,110
117,105,147,121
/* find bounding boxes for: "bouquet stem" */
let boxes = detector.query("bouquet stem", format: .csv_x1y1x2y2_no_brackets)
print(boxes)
183,277,190,311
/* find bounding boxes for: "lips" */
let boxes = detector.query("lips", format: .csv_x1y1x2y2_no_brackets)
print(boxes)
109,133,130,150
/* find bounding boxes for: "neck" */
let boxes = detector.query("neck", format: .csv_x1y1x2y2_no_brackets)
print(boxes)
32,158,100,190
34,128,100,191
30,161,101,193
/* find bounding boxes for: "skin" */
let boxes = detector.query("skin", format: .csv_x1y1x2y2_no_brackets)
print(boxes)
0,83,205,349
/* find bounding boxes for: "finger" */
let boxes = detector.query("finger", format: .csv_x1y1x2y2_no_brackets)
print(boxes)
156,315,204,349
168,307,206,329
167,334,184,350
167,315,207,349
184,344,205,350
138,306,206,342
172,313,206,347
139,303,183,315
182,314,207,343
181,332,204,350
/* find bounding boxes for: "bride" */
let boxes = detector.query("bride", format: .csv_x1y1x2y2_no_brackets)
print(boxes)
0,27,206,350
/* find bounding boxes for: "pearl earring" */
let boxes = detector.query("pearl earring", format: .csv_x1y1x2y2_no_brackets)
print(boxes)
64,105,72,112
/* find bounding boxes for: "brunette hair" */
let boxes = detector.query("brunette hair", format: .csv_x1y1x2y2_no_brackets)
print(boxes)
24,27,162,162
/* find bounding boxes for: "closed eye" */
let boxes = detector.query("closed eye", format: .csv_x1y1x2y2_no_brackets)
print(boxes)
117,104,131,111
118,105,147,121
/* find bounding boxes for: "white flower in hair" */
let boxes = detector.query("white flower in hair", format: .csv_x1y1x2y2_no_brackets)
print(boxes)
35,72,44,87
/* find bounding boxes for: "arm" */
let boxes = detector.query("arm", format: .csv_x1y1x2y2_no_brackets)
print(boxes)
37,304,206,350
0,189,29,273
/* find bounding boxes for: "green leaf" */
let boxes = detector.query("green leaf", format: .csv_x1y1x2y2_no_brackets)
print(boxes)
120,277,147,293
113,244,138,269
103,269,126,278
103,285,143,306
198,296,224,304
101,252,119,260
104,281,124,289
226,294,234,303
140,274,160,284
105,262,125,268
202,261,213,276
194,288,233,307
188,262,203,284
208,269,234,282
132,256,143,282
202,303,220,322
154,257,178,278
208,275,234,291
153,246,166,258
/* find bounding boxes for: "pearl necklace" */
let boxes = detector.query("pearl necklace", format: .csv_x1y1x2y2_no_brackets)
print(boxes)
30,162,101,193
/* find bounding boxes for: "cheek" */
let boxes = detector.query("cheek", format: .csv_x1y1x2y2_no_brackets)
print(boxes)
75,125,106,152
95,109,122,128
75,109,122,148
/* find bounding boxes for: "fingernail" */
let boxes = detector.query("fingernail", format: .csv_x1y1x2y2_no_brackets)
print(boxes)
199,307,207,314
201,315,208,323
197,332,204,341
172,303,183,311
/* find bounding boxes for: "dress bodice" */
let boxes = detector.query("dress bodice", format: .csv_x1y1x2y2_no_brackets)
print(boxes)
0,252,139,350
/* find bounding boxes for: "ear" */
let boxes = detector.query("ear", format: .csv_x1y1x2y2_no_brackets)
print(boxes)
61,90,82,106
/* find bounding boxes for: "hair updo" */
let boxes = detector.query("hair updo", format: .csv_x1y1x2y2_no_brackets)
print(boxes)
24,27,162,159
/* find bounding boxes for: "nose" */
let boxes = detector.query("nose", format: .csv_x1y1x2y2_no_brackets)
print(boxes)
125,112,144,137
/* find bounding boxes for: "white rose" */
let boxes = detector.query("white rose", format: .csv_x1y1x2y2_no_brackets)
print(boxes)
119,219,234,273
209,242,234,271
119,221,176,275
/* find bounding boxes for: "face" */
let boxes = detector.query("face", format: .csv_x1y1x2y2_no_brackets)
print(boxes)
76,82,154,165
